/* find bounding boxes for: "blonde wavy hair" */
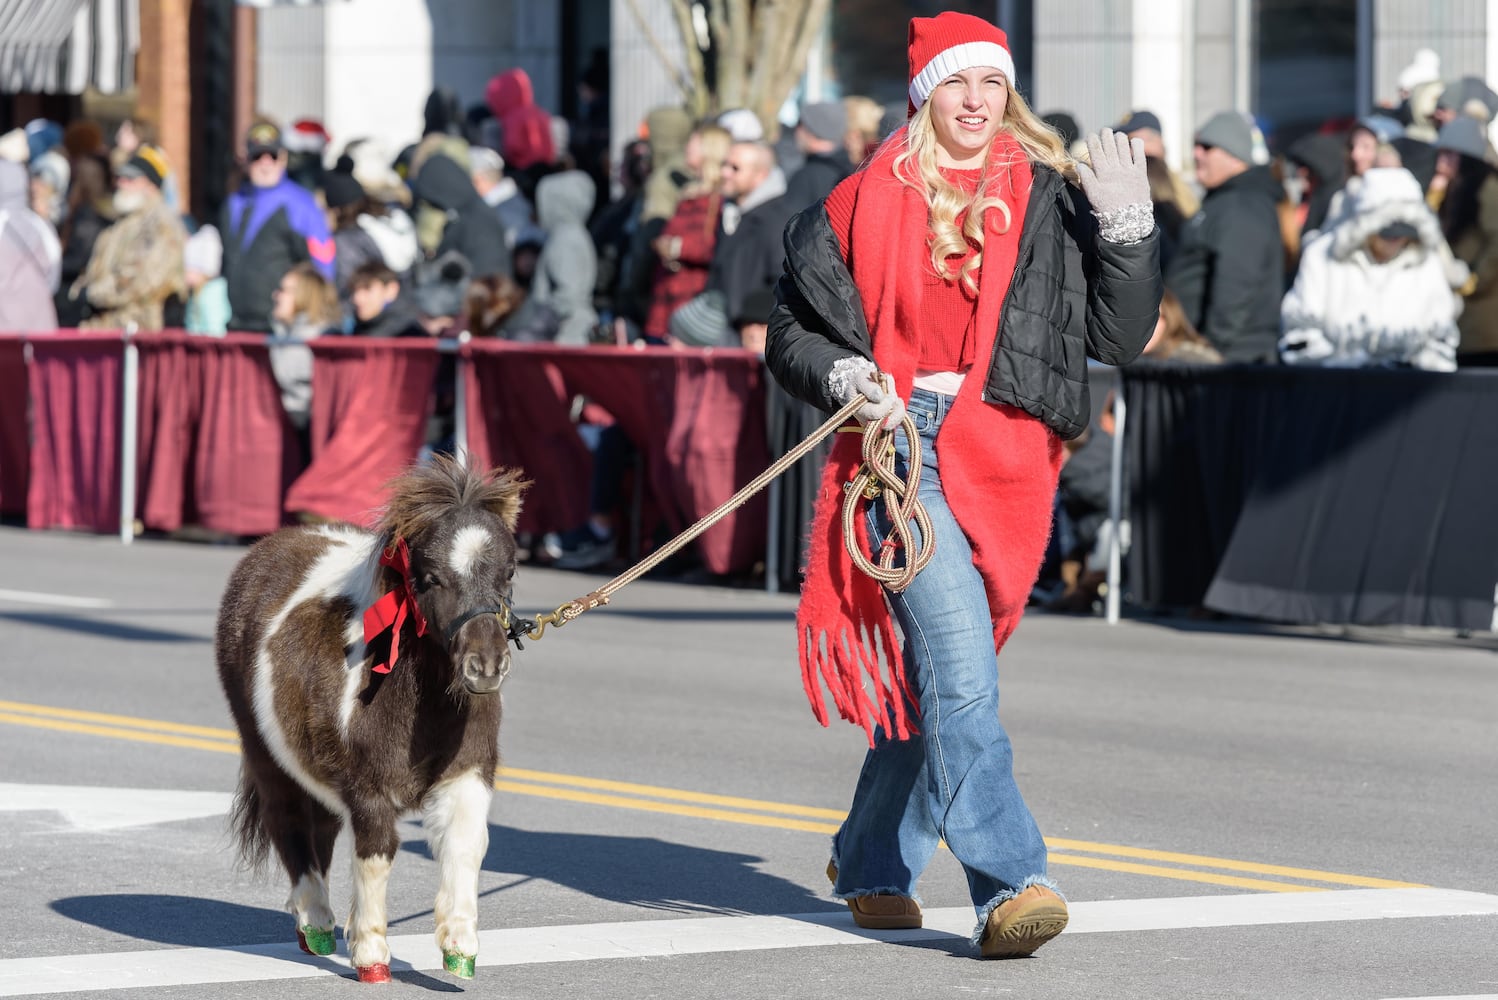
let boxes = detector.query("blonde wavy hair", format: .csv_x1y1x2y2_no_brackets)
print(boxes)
686,124,733,197
893,81,1076,293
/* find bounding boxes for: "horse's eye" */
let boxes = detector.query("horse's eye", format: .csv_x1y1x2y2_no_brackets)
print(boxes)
421,573,445,590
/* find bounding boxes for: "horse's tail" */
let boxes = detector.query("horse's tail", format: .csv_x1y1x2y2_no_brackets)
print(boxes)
228,764,273,874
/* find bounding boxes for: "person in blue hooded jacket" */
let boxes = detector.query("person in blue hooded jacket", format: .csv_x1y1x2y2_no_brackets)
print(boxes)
222,121,336,333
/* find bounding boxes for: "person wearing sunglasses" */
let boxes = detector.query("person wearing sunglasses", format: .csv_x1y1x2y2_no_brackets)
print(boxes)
1164,110,1285,363
222,120,336,333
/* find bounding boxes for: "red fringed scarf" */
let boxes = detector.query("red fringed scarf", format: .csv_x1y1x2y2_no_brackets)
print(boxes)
798,129,1065,746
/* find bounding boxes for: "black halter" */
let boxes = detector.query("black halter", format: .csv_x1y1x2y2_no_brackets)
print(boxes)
444,598,537,650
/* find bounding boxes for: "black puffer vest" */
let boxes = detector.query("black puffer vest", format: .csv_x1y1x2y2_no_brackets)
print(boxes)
766,164,1162,440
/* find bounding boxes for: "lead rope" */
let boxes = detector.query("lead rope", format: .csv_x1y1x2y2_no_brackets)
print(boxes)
518,375,934,643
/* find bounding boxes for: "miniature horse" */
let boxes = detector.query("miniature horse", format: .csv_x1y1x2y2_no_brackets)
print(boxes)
216,456,529,983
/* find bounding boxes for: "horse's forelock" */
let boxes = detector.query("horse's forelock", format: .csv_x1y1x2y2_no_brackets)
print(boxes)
379,456,531,544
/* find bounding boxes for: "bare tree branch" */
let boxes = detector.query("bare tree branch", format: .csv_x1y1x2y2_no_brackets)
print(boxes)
723,0,751,109
775,0,831,114
661,0,710,116
744,0,784,124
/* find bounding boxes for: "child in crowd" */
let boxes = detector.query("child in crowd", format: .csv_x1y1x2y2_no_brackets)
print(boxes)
184,225,231,335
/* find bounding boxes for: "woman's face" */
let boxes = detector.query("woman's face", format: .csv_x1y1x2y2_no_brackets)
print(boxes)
1367,233,1413,263
271,274,298,324
1435,149,1462,180
927,67,1009,168
1349,130,1378,176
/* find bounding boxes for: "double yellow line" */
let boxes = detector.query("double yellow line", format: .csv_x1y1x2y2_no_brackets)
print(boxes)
0,699,1425,894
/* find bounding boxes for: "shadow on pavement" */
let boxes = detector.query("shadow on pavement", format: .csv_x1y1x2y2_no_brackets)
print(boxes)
0,610,210,643
50,894,290,947
401,825,840,918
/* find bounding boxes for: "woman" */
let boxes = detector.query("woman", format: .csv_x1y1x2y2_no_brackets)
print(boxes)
766,12,1160,958
53,154,113,327
464,273,559,342
268,263,341,461
1146,155,1187,271
1143,288,1222,363
1431,117,1498,365
323,168,387,301
645,123,731,343
1280,167,1461,370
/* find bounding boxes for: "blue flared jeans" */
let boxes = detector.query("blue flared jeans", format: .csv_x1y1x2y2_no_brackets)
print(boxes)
829,388,1055,936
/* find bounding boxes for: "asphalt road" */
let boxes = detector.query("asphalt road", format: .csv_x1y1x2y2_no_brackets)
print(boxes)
1,526,1496,1000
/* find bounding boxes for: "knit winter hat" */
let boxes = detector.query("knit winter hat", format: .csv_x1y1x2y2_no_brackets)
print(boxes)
906,12,1015,116
1195,110,1258,165
184,225,223,279
321,169,365,210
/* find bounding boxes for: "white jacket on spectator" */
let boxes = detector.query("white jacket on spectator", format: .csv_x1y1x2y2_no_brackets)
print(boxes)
0,160,61,332
1281,168,1462,371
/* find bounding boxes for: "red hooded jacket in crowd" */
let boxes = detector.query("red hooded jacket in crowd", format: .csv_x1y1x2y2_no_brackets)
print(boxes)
485,69,555,172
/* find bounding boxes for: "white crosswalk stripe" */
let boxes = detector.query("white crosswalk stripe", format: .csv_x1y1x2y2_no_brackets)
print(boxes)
2,888,1496,996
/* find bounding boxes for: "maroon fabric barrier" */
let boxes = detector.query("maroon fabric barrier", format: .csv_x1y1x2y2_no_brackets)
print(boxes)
0,336,29,517
26,333,125,531
466,343,769,575
464,341,591,537
133,334,294,536
285,338,441,527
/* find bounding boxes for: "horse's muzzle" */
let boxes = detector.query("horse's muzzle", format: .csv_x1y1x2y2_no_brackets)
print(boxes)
460,647,509,694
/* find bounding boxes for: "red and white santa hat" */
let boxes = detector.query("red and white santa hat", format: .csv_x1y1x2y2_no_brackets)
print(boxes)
907,12,1015,116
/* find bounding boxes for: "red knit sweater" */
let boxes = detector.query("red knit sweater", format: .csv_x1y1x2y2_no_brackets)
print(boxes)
825,167,984,371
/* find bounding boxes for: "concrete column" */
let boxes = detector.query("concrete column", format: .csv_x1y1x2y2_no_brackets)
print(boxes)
1131,0,1192,173
611,0,689,170
1031,0,1133,142
136,0,193,204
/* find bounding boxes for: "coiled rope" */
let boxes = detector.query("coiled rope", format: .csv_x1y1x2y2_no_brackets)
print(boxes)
518,377,934,643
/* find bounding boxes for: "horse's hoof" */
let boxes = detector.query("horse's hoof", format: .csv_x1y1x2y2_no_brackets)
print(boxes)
442,951,476,978
355,963,391,984
297,926,336,956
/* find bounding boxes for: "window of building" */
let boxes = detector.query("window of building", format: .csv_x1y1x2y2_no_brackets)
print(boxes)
1255,0,1358,145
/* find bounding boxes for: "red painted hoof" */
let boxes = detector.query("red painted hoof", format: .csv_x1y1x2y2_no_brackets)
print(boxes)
356,963,391,984
297,929,311,955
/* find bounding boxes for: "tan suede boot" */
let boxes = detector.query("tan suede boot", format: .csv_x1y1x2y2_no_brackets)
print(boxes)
978,885,1069,958
826,860,922,930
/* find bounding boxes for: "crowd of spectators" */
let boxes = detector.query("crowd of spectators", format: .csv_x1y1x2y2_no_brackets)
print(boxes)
3,45,1496,590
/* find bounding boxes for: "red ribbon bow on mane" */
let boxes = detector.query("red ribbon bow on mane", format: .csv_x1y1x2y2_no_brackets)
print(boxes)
362,538,429,674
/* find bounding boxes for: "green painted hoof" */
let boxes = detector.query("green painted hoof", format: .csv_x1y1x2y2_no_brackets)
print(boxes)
298,926,336,956
442,951,476,978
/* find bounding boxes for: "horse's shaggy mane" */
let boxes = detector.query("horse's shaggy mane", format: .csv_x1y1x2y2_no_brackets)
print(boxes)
379,455,530,541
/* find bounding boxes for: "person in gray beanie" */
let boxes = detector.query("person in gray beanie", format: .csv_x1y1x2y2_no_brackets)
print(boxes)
783,101,856,212
1164,110,1285,362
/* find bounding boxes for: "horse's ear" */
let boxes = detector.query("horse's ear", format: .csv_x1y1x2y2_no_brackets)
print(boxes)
485,468,531,532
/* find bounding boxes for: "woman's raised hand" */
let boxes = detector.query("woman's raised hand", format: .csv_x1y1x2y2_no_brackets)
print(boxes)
1075,128,1153,243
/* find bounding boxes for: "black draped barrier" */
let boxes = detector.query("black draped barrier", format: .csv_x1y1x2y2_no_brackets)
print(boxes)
1123,363,1498,631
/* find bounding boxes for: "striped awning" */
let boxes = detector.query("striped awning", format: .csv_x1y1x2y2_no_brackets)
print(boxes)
0,0,89,93
58,0,140,95
0,0,138,95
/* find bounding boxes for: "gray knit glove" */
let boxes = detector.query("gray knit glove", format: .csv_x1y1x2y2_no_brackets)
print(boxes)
1075,127,1153,244
828,356,906,430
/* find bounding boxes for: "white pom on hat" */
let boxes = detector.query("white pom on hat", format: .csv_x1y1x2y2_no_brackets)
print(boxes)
906,12,1015,115
1397,48,1441,93
0,128,29,163
717,108,765,142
